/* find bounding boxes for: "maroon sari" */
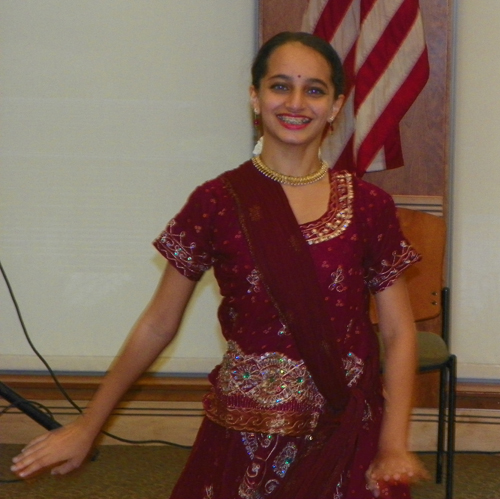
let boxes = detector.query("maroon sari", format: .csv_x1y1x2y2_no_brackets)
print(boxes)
222,160,410,499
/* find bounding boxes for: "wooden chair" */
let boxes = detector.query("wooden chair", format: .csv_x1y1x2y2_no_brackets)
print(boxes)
371,207,456,499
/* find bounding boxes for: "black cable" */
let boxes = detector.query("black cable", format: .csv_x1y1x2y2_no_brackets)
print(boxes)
0,260,83,414
1,399,56,421
0,259,193,450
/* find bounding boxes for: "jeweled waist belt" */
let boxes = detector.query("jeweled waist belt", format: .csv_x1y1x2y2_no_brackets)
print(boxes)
206,341,329,435
203,391,321,436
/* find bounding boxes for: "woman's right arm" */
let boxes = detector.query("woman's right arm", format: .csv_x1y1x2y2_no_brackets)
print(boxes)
11,264,197,478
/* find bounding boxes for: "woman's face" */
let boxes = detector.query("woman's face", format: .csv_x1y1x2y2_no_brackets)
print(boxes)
250,42,344,151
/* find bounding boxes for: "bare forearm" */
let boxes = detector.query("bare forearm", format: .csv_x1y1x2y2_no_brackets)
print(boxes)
378,328,417,452
374,277,418,453
365,280,428,494
80,266,196,437
80,323,173,437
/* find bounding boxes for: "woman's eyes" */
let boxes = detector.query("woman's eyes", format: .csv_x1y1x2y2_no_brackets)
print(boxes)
307,87,326,96
270,83,289,92
269,84,326,96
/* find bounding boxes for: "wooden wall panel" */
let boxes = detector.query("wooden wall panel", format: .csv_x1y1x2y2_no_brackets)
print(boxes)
259,0,306,44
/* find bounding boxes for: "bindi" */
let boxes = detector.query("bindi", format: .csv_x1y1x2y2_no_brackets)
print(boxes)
297,74,302,78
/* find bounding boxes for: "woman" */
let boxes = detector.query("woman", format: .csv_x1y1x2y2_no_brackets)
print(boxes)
12,32,427,498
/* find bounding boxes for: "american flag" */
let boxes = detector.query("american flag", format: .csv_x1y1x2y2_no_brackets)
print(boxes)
302,0,429,176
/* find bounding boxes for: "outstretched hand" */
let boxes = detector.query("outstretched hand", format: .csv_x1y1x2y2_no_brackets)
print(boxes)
366,450,429,498
11,418,96,478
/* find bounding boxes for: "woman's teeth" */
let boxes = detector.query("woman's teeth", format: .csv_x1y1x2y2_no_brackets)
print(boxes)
279,115,311,125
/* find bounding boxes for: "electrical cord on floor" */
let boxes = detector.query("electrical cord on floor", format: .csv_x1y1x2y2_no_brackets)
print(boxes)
0,477,22,484
0,259,193,455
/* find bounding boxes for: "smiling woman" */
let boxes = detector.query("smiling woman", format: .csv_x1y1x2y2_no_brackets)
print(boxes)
250,42,343,160
250,34,344,181
249,33,345,226
11,31,427,499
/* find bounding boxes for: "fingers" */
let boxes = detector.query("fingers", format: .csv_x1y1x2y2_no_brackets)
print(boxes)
13,437,48,463
20,432,51,451
11,448,52,478
11,434,53,475
11,433,82,478
365,468,381,498
12,448,79,479
366,451,430,494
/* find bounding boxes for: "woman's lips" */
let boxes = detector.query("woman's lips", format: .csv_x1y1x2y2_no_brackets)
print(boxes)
277,114,312,128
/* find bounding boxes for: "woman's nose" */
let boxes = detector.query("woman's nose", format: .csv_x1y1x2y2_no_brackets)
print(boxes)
285,89,305,111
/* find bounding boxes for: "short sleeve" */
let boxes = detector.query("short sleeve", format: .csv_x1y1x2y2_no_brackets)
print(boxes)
153,181,218,281
356,180,421,294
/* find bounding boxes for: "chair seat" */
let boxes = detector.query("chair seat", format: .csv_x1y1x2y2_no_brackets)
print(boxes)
417,331,451,369
378,330,450,370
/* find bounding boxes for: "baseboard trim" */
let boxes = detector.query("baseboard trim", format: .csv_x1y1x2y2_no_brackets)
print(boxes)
457,381,500,410
0,374,211,402
2,374,500,409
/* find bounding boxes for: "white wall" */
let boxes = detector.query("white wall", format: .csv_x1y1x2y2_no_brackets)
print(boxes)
2,1,499,383
451,0,500,380
0,1,256,373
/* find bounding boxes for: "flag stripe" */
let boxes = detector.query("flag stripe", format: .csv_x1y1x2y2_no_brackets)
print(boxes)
355,1,419,103
315,3,359,169
355,15,428,148
301,0,331,33
330,2,360,63
310,0,354,42
357,51,429,168
356,0,404,71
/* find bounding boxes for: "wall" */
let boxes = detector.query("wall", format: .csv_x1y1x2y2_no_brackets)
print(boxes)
2,0,499,383
451,0,500,380
0,1,256,374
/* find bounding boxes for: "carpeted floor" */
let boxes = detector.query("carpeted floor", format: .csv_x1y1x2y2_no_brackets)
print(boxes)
1,444,499,499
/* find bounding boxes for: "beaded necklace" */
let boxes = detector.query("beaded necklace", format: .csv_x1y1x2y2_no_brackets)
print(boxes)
252,155,328,186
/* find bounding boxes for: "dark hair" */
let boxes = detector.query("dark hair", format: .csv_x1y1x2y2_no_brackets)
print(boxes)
251,32,345,98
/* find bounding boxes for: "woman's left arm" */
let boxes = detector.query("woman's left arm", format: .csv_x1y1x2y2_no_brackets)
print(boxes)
367,276,429,492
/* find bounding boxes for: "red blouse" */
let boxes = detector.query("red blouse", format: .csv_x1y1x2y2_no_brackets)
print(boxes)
154,169,419,435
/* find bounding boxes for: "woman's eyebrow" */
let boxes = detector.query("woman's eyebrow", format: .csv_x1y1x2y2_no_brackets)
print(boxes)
267,74,329,88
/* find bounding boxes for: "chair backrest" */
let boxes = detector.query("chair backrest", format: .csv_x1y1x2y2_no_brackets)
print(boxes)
370,207,446,323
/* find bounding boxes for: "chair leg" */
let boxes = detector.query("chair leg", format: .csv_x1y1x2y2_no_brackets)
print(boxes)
445,355,457,499
436,364,447,483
